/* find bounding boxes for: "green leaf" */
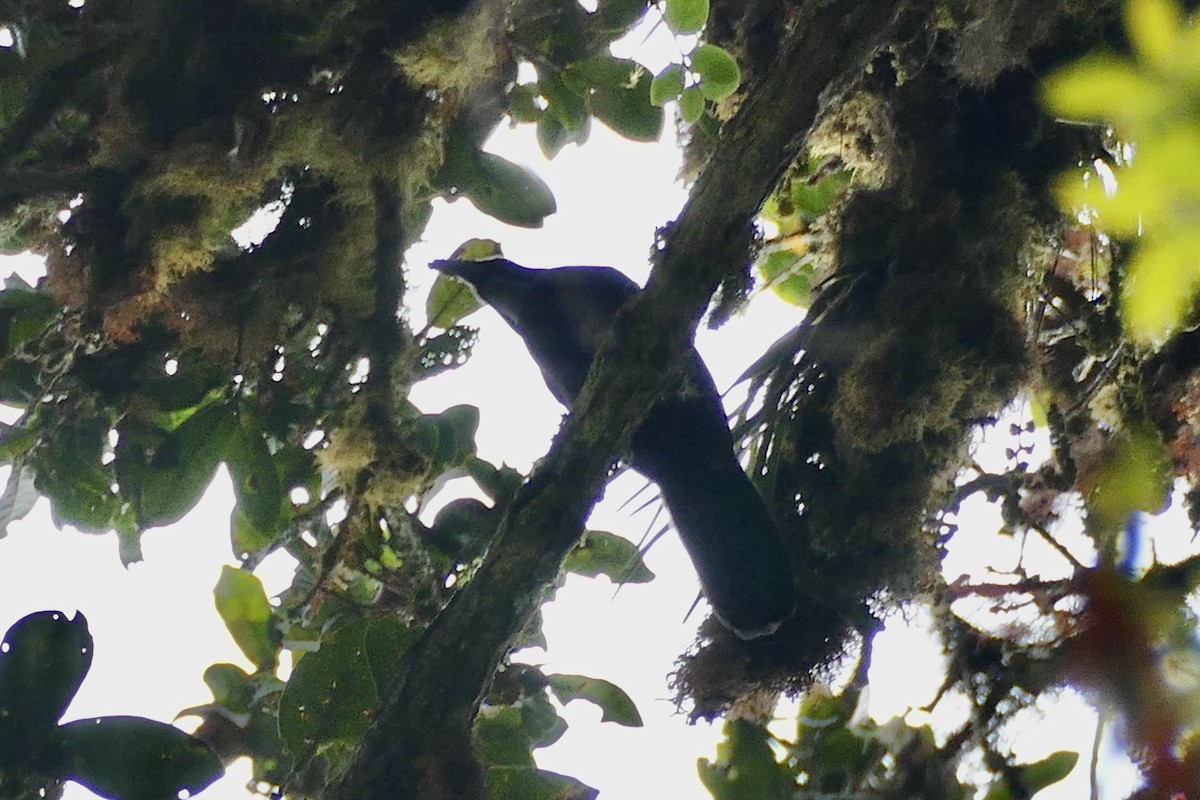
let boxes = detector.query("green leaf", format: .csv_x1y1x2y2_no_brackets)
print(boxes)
138,403,236,528
0,464,38,537
465,153,558,228
650,64,685,107
0,282,57,353
135,355,224,413
679,85,705,123
427,273,484,329
1089,426,1172,533
202,663,254,712
412,404,480,472
465,456,525,505
0,611,92,765
278,619,381,754
546,673,642,727
539,70,588,131
485,765,598,800
698,719,793,800
57,716,223,800
790,169,851,217
562,56,640,90
664,0,709,34
562,530,654,583
230,503,277,559
1018,751,1079,794
594,0,649,35
692,44,741,100
34,417,121,534
213,566,277,670
362,615,417,695
589,69,663,142
0,356,38,405
477,707,536,767
226,415,284,536
757,250,813,306
427,497,496,561
508,83,542,123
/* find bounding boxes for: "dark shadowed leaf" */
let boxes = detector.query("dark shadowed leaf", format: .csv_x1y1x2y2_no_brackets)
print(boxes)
508,83,542,123
138,403,237,529
57,716,222,800
226,415,284,535
1018,751,1079,794
594,0,649,34
0,611,92,765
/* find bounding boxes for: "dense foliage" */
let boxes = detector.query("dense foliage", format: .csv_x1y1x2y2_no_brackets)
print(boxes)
2,0,1200,798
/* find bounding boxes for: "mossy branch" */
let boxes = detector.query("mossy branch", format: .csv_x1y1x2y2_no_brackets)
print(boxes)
324,1,914,798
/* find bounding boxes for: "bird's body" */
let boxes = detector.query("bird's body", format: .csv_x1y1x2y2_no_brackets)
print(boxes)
431,257,794,638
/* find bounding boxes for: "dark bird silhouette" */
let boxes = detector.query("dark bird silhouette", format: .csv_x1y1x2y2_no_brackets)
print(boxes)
430,256,795,639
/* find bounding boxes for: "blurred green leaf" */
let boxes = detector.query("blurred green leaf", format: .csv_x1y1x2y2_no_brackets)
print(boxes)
213,566,277,670
562,530,654,583
1089,426,1171,534
465,153,558,228
698,719,793,800
1018,750,1079,794
546,673,642,727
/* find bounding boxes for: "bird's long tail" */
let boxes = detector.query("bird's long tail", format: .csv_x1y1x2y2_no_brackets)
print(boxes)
631,392,795,639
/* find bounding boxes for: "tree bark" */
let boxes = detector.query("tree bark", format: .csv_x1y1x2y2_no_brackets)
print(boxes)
325,1,922,797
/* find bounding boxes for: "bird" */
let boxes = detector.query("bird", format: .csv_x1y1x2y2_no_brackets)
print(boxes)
430,255,795,639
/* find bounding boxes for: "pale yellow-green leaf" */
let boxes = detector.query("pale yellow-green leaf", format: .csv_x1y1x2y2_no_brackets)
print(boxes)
1123,233,1200,342
1042,54,1171,129
1126,0,1183,69
1089,427,1171,533
1144,123,1200,196
449,238,504,261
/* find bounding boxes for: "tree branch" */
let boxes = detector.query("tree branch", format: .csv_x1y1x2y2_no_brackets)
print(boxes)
326,1,919,797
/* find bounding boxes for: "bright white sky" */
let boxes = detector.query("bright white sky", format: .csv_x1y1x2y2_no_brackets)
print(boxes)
0,15,1176,800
